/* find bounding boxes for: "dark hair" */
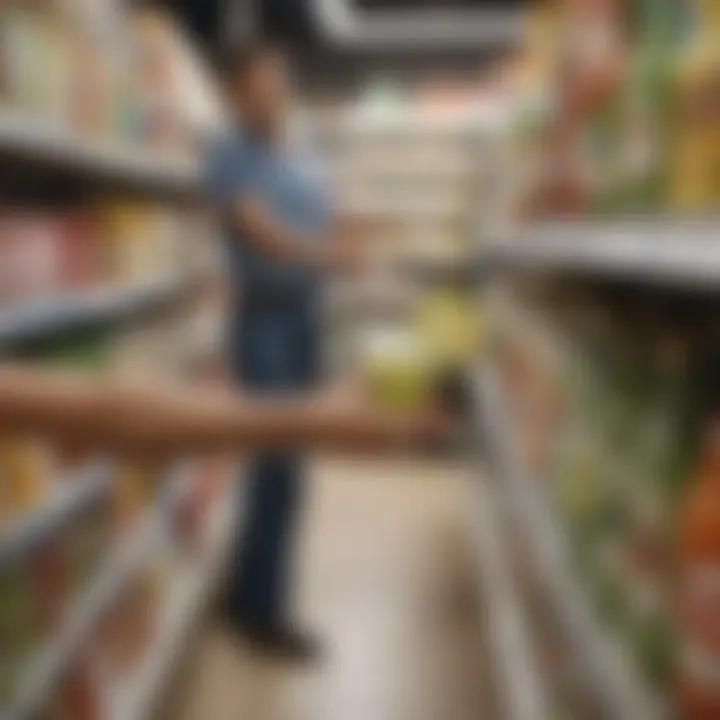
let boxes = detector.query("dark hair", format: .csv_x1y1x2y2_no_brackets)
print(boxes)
219,42,284,85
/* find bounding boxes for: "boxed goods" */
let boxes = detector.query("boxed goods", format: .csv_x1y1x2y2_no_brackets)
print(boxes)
0,558,45,712
0,437,53,523
491,293,720,709
505,0,720,219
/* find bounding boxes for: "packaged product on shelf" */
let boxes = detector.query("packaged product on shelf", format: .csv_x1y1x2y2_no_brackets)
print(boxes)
173,460,222,553
128,8,188,153
614,0,683,214
2,7,39,112
95,563,162,684
506,3,559,220
41,658,102,720
678,417,720,719
65,27,116,140
112,461,165,532
62,496,111,593
0,560,43,710
59,209,105,290
0,212,57,306
0,8,9,102
101,200,182,285
20,213,63,302
36,8,73,126
622,514,674,689
31,539,71,634
0,437,52,522
669,0,720,213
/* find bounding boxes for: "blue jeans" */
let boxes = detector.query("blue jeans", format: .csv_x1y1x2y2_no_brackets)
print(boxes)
227,296,319,629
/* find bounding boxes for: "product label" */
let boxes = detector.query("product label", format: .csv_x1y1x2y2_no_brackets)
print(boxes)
681,566,720,696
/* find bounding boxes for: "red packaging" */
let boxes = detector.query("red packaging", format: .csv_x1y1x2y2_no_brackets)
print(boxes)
0,214,16,307
59,211,104,290
48,660,101,720
15,214,61,302
174,461,222,550
679,419,720,718
31,542,70,634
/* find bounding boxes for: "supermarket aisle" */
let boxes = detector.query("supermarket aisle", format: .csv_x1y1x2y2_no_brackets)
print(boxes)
171,459,492,720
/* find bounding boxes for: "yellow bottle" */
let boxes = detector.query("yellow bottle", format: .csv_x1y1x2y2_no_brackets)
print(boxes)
114,461,163,529
670,0,720,212
0,438,50,519
415,292,483,372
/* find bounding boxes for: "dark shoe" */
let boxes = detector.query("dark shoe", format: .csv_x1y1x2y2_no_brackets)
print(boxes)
227,618,323,663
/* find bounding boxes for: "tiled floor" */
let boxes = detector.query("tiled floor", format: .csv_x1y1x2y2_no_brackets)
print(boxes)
170,458,493,720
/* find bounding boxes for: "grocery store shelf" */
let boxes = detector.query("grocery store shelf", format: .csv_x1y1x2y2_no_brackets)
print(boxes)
484,220,720,289
0,110,200,195
0,276,196,350
109,474,239,720
12,466,195,720
0,460,113,569
467,447,547,720
473,368,665,720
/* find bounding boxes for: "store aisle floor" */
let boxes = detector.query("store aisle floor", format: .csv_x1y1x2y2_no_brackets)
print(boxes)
170,458,492,720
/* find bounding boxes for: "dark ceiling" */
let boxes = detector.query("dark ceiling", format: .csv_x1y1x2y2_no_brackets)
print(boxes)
166,0,522,51
163,0,521,89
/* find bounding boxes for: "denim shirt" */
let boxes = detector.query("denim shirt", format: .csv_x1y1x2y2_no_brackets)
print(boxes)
205,127,333,304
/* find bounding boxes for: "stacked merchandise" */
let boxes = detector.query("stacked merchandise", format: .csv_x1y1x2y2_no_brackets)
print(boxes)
322,89,483,266
0,2,231,719
489,290,720,717
0,200,192,309
506,0,720,220
0,0,220,156
0,322,234,720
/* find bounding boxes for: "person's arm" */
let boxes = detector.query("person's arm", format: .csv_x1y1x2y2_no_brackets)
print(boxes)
0,365,443,457
231,195,358,273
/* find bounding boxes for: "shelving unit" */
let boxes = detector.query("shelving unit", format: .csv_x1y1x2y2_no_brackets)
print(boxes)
0,276,197,351
108,476,239,720
0,111,200,197
0,4,227,718
0,460,113,568
473,367,664,720
467,388,547,720
484,220,720,288
10,463,238,720
11,465,192,720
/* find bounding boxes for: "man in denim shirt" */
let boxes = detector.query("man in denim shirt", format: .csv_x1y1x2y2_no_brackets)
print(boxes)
207,44,359,658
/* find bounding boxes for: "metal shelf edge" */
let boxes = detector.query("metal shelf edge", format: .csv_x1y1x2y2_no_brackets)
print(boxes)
473,367,665,720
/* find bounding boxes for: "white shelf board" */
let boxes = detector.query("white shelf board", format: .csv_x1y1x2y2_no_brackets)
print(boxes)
12,466,195,720
108,474,239,720
473,368,665,720
467,456,547,720
0,110,200,194
0,460,113,567
485,220,720,288
0,275,194,349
